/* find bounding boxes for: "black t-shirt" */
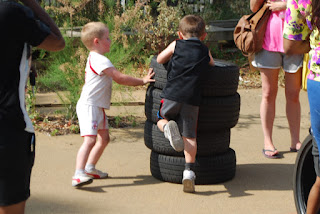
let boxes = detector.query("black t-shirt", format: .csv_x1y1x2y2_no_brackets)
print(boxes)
161,39,210,106
0,1,50,132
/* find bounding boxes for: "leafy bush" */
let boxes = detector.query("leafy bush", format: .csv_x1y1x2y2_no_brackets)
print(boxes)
37,37,87,121
35,0,250,121
111,0,182,52
179,0,250,21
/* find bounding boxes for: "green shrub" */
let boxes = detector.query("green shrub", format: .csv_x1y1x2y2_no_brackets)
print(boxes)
178,0,250,21
37,37,87,121
35,0,250,121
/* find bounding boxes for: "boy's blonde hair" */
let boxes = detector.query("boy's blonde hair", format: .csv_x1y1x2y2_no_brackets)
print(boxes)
179,15,206,38
81,22,108,49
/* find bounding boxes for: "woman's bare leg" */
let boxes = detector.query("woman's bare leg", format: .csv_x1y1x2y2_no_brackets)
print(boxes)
284,69,302,151
260,68,280,156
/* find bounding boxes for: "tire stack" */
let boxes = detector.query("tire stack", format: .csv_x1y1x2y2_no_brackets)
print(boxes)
144,56,240,184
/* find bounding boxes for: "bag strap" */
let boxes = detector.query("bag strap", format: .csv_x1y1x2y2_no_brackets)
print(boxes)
246,3,269,30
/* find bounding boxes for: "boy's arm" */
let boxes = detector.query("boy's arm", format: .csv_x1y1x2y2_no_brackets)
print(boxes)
209,51,215,66
21,0,65,51
157,41,176,64
103,67,155,86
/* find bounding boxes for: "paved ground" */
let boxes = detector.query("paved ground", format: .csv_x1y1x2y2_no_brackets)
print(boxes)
25,88,310,214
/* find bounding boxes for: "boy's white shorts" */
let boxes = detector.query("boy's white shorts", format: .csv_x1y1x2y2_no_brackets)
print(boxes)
76,103,109,137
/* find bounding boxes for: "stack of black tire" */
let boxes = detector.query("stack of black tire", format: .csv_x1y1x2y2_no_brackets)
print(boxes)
144,56,240,184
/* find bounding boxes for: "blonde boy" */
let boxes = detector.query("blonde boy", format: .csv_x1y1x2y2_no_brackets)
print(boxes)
72,22,154,187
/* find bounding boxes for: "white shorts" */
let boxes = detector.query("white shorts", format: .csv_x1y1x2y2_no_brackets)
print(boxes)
252,48,303,73
76,103,108,137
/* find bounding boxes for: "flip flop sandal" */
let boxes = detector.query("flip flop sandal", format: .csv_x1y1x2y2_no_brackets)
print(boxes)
290,147,299,152
262,149,280,159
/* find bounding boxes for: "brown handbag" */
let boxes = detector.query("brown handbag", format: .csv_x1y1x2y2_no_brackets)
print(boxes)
233,2,271,56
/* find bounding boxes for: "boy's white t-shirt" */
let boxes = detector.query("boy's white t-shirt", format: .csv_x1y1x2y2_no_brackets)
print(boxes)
78,51,114,109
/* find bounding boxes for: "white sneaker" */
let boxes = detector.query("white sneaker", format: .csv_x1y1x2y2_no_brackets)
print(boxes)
85,168,108,179
164,121,184,152
72,174,93,187
182,169,196,193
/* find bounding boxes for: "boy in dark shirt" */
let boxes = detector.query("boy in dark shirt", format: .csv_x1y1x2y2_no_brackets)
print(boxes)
157,14,214,193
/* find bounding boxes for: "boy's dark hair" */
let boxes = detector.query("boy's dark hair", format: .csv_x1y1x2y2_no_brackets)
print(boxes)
179,15,206,38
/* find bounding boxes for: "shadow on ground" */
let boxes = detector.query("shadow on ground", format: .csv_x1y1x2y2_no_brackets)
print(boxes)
76,163,294,198
27,197,92,214
223,163,294,197
78,175,161,193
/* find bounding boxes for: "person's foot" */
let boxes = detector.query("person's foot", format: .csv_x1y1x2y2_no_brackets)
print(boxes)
182,169,196,193
72,174,93,187
164,121,184,152
262,149,280,159
290,142,302,152
85,168,108,179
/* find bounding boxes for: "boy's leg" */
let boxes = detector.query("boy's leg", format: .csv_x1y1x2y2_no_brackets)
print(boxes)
162,120,184,152
157,119,168,132
85,129,110,179
157,100,184,152
75,136,96,170
182,137,197,193
183,137,197,163
72,136,96,187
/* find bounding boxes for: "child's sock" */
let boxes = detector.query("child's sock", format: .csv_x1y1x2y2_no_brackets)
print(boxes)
85,163,95,171
185,163,195,171
75,169,85,176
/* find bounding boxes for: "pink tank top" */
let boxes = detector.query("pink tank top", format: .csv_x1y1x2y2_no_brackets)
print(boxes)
262,1,286,53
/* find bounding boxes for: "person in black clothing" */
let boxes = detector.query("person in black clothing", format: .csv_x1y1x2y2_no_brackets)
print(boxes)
157,15,214,193
0,0,64,213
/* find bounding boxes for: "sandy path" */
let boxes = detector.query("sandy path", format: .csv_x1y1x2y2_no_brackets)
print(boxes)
26,88,310,214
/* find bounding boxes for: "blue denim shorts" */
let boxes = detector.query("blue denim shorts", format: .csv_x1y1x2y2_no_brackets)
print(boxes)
308,79,320,176
252,48,303,73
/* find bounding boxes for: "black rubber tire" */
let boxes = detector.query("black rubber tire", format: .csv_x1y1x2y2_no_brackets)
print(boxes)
149,56,168,89
150,149,236,184
202,59,239,97
144,86,241,130
198,93,241,131
149,56,240,97
145,85,162,123
144,120,231,156
293,134,319,214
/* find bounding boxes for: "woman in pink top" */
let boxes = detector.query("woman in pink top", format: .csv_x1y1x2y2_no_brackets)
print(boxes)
250,0,303,158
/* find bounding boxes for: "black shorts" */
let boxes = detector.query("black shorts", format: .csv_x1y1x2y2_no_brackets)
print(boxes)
0,130,35,206
158,99,199,138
